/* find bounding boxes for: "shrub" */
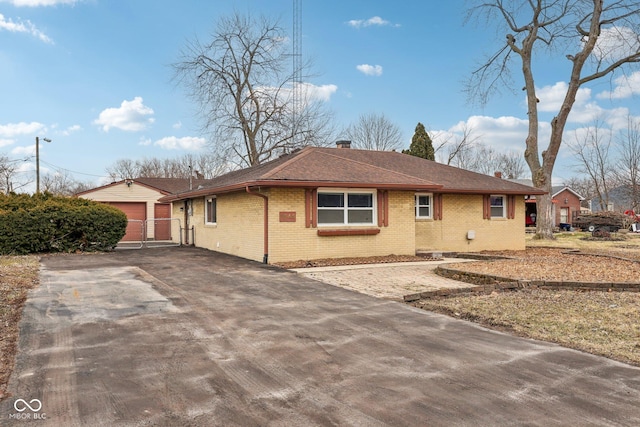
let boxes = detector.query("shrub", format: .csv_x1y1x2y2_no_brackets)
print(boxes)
0,193,127,255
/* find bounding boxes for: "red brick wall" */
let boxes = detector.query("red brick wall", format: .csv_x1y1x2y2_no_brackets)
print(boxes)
554,189,582,226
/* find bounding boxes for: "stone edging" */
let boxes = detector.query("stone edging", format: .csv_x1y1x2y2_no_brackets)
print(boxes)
403,266,640,302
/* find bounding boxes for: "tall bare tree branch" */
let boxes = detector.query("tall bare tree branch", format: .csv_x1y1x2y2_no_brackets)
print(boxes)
174,12,334,167
466,0,640,239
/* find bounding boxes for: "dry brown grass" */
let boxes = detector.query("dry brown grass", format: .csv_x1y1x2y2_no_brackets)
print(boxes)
415,238,640,367
413,289,640,366
0,256,39,400
526,230,640,252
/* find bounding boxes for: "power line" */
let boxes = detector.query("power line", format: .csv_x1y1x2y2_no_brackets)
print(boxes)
39,160,110,179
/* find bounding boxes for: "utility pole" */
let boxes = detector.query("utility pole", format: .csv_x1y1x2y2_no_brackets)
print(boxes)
35,136,51,194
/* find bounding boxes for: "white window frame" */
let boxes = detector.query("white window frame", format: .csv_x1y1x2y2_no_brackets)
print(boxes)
317,189,377,226
415,193,433,219
205,196,217,225
490,195,506,218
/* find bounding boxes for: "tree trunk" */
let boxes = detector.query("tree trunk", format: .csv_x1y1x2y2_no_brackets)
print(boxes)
532,168,555,239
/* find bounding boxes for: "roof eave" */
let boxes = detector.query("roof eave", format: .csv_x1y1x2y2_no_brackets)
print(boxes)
159,180,444,202
438,188,547,195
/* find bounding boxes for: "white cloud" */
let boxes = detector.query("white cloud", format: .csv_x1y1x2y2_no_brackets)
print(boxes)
588,26,640,63
11,144,35,156
347,16,396,29
153,136,206,151
532,82,621,125
172,121,182,130
0,13,53,43
0,0,79,6
597,71,640,100
60,124,81,136
93,97,155,132
0,121,45,137
534,82,591,113
432,115,551,155
0,138,15,147
138,137,152,146
301,82,338,102
261,82,337,107
356,64,383,76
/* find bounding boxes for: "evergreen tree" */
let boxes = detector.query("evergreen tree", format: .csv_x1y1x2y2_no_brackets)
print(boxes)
403,122,435,160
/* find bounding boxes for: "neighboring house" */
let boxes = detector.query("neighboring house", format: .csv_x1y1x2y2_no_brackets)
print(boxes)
160,143,543,264
508,179,584,228
77,177,208,242
589,185,640,214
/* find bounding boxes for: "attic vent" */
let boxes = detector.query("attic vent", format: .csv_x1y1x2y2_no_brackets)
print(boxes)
336,140,351,149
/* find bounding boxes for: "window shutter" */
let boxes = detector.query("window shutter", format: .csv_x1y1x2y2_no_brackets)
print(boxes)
483,195,490,219
377,190,389,227
312,189,318,227
435,194,443,220
305,189,312,228
507,195,516,219
377,190,384,227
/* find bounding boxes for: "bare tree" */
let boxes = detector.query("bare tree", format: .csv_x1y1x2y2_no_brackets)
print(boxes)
173,12,334,167
342,113,403,151
41,171,93,196
105,159,140,181
498,150,527,179
105,154,230,181
0,155,31,194
467,0,640,239
449,143,526,178
433,123,480,167
452,144,500,173
568,118,615,211
615,116,640,212
564,176,593,208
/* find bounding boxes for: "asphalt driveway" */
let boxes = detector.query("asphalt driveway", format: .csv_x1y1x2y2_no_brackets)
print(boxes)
2,247,639,426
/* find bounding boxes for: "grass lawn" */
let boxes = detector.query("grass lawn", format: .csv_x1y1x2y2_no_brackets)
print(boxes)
526,230,640,252
0,256,39,400
413,289,640,366
413,231,640,366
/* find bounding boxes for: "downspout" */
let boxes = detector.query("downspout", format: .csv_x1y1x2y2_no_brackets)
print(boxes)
246,186,269,264
183,200,190,245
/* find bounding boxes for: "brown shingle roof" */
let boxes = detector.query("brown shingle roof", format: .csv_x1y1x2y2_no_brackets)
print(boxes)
133,177,212,194
161,147,544,202
76,177,211,197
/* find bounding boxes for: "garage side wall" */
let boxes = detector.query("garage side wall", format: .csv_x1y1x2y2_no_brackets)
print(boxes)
181,193,264,262
415,194,525,252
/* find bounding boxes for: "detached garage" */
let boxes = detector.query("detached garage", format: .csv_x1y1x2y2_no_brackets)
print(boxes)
77,178,206,242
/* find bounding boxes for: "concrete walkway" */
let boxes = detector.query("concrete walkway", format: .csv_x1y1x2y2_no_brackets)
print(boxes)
292,258,475,300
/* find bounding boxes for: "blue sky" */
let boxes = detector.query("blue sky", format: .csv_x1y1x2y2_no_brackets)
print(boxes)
1,0,639,190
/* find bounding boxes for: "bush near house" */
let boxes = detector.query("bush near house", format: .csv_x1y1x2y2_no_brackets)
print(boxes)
0,193,127,255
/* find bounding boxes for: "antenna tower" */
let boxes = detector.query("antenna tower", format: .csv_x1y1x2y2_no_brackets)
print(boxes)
292,0,302,145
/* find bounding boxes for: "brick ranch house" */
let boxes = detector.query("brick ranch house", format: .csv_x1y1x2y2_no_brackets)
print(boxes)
160,143,544,264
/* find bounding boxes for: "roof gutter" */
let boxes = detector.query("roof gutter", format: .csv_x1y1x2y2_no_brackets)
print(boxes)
246,186,269,264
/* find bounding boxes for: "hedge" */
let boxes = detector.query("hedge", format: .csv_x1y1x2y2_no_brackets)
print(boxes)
0,193,128,255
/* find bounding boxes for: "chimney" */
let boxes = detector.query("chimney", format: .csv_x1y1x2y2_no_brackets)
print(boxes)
494,171,502,179
336,140,351,149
